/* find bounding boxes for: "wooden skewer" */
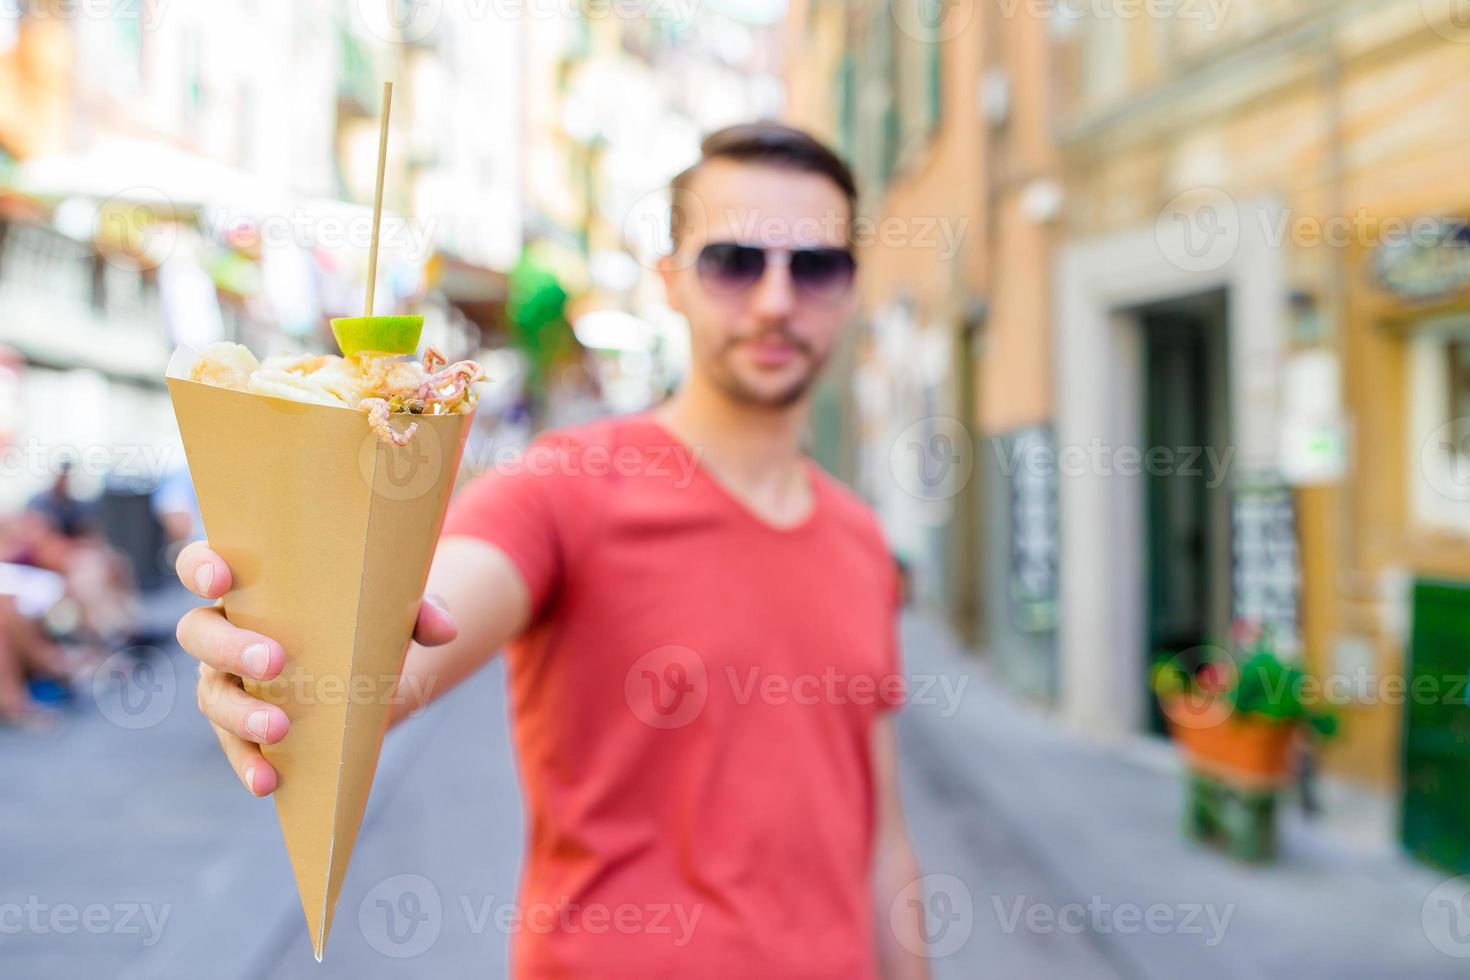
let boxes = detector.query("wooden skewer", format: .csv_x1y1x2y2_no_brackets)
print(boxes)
365,80,393,317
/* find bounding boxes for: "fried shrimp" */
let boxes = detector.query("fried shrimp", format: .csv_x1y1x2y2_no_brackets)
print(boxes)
190,342,260,391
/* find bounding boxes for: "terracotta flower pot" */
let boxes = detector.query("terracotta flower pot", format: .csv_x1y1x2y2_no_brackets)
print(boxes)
1163,696,1297,789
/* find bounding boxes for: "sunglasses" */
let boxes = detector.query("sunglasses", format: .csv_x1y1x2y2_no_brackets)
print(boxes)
695,242,857,300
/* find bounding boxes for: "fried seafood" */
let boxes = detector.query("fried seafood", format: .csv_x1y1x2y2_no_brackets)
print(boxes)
188,340,482,444
189,342,259,391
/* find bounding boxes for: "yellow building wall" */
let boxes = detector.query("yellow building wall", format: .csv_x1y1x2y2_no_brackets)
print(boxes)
784,1,1058,435
783,0,990,442
0,18,72,159
1059,13,1470,789
978,4,1057,436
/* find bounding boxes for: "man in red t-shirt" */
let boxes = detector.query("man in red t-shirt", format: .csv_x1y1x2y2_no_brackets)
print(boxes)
176,122,931,979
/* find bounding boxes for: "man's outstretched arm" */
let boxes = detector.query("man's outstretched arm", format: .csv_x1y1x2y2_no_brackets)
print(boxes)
386,535,532,724
174,534,530,796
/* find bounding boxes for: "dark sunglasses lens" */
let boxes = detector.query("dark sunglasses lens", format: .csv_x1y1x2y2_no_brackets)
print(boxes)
697,244,766,292
790,248,856,296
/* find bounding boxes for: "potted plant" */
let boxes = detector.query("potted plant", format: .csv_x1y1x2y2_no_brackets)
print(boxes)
1153,624,1338,783
1151,623,1339,861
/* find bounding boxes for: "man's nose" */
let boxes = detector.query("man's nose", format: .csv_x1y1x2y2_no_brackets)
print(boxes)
749,258,796,321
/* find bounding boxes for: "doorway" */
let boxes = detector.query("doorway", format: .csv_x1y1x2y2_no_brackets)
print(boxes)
1138,290,1232,733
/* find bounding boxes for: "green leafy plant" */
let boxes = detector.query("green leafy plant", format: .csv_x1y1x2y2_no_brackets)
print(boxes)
1152,623,1339,739
1230,644,1339,739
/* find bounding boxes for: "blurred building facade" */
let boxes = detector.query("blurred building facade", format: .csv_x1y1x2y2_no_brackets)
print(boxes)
0,1,523,508
1050,0,1470,808
785,0,1061,696
787,0,1470,859
519,3,787,419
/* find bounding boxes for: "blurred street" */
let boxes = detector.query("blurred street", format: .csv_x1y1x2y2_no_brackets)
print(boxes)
3,592,1460,979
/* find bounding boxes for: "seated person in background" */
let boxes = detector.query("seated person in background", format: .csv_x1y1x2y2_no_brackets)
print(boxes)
0,518,70,723
24,465,139,651
27,461,97,540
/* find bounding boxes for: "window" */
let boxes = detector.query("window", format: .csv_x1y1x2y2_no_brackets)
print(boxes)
1081,11,1128,107
837,54,856,162
872,2,898,185
1450,339,1470,455
925,0,942,127
887,0,942,177
1410,324,1470,536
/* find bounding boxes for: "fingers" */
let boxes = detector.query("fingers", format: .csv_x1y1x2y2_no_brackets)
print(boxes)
413,594,459,647
176,541,233,600
198,665,281,796
176,606,284,681
177,542,282,798
212,720,279,796
196,664,289,746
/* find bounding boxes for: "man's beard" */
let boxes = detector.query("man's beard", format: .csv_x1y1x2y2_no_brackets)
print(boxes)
709,333,827,409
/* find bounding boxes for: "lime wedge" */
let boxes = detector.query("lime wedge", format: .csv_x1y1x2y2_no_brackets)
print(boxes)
330,315,423,356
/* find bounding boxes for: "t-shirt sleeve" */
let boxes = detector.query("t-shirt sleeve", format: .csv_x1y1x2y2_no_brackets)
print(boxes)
440,458,566,623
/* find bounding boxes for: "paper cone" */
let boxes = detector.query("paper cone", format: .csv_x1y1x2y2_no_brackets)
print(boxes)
167,377,470,960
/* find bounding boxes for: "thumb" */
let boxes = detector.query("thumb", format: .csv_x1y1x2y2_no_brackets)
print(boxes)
414,594,459,647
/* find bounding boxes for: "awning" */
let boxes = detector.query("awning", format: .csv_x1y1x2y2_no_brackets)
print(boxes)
8,139,284,209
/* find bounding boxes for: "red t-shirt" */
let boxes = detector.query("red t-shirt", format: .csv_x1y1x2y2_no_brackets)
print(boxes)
441,411,904,979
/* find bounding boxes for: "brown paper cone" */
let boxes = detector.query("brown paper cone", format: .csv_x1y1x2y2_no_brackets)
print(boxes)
167,378,470,960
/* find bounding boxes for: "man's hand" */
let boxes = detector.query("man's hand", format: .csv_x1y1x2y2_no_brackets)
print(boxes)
173,540,460,797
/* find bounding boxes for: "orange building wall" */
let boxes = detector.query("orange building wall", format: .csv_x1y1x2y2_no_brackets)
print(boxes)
0,18,73,159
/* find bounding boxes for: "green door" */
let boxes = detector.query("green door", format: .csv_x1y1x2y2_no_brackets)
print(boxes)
1402,578,1470,873
1142,296,1230,734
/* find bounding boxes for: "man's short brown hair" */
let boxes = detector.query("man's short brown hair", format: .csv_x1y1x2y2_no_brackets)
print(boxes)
668,121,858,251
